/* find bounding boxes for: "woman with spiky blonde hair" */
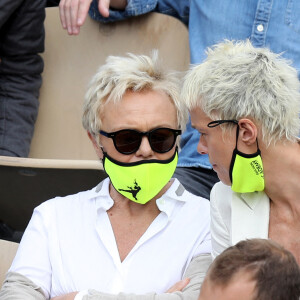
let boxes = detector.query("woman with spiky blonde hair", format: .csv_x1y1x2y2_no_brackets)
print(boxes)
183,40,300,262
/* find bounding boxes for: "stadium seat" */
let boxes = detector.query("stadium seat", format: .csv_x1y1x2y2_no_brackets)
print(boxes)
0,155,104,241
0,239,19,288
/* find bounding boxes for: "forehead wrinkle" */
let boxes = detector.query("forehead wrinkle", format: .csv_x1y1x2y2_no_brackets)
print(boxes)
101,90,178,131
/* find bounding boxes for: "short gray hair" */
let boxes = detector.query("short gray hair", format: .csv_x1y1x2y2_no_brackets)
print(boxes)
182,40,300,145
82,52,188,135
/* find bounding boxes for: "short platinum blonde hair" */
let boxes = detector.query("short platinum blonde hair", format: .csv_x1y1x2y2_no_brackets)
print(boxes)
182,40,300,145
82,52,188,135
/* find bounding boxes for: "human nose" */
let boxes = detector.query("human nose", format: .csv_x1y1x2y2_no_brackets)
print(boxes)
135,136,154,157
197,136,208,155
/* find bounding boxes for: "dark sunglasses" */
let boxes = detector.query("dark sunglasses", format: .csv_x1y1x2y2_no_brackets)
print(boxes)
99,127,181,155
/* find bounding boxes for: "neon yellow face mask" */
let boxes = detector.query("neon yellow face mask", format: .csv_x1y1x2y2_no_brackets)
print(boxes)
229,127,265,193
102,149,178,204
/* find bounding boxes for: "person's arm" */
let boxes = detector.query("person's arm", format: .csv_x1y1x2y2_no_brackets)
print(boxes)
0,272,46,300
59,0,127,35
0,254,211,300
59,0,190,35
0,273,189,300
3,202,54,299
51,253,212,300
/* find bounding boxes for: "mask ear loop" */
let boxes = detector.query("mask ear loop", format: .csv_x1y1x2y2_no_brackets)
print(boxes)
99,146,106,164
234,123,239,149
255,134,259,150
229,125,239,184
235,123,259,151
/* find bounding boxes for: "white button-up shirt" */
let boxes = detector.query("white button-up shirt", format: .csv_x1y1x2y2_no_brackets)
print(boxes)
10,178,211,299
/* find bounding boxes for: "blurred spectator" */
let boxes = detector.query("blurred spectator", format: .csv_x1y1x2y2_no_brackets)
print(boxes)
47,0,60,7
0,0,46,157
0,0,47,242
199,239,300,300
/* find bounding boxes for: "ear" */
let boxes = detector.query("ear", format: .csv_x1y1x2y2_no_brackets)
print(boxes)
237,119,258,149
87,131,103,159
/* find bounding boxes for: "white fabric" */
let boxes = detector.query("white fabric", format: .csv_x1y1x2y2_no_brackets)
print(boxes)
10,178,211,299
74,290,89,300
210,181,270,259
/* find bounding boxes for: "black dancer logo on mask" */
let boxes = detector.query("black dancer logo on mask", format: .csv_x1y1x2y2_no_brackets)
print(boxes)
119,179,141,200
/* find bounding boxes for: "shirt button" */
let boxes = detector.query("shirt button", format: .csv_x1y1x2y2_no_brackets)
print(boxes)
257,24,264,32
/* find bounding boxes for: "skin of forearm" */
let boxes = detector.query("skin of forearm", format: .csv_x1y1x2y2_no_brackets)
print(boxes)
110,0,127,10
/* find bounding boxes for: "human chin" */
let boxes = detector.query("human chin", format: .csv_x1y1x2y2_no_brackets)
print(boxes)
215,168,231,186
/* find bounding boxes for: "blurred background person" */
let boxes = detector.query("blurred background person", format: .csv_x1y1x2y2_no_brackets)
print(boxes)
0,0,46,157
199,239,300,300
0,0,47,242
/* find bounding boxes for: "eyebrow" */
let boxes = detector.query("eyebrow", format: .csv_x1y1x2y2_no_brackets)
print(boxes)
192,124,206,131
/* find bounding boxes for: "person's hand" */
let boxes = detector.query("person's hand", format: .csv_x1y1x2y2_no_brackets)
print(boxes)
51,292,79,300
59,0,127,35
59,0,92,35
166,278,191,293
59,0,110,35
50,279,189,300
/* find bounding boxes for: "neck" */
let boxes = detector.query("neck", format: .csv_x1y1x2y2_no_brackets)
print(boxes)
262,140,300,213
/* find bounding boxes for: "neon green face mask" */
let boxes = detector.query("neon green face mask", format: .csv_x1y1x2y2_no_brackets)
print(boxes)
102,149,178,204
229,127,265,193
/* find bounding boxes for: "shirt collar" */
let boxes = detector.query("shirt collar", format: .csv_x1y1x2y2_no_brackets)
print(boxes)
92,177,187,217
156,178,187,219
239,190,269,210
94,177,114,211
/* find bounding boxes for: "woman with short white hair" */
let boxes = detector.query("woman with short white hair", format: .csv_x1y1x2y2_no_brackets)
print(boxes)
0,52,211,300
182,40,300,262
